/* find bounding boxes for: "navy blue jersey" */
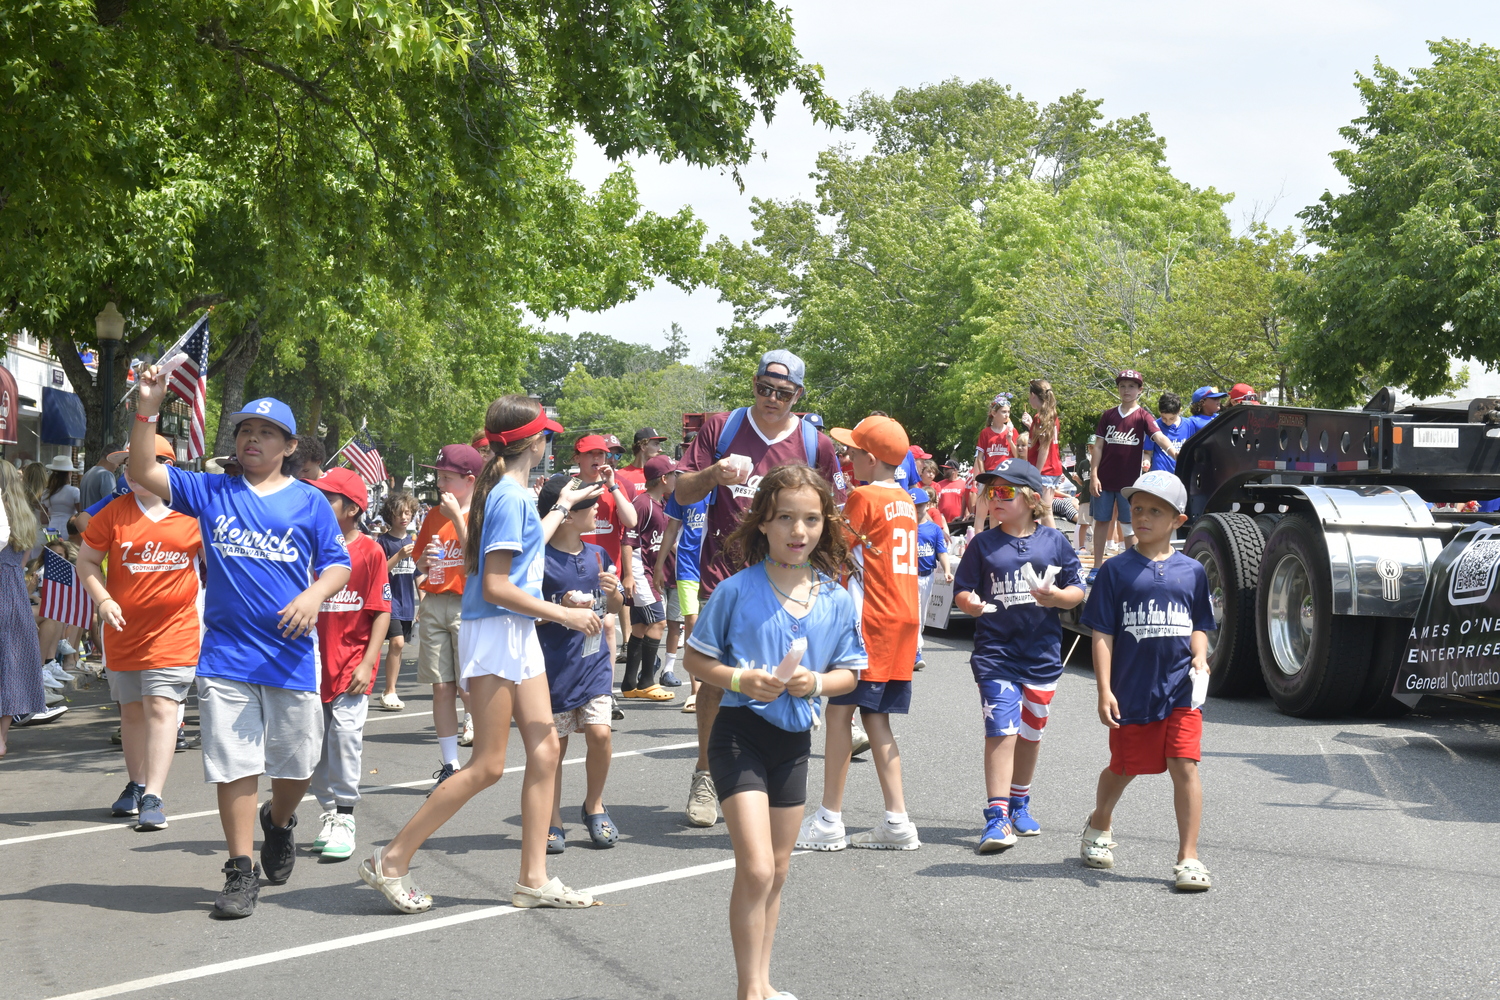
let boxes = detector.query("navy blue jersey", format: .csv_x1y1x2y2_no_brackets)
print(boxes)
953,525,1082,685
536,541,616,714
1080,548,1216,725
377,531,418,621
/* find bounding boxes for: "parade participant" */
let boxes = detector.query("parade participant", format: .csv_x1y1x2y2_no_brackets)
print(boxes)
294,435,326,481
1025,379,1065,530
1228,383,1261,406
683,463,864,1000
1088,371,1180,584
307,469,391,861
673,348,846,827
376,490,421,711
412,444,483,779
1079,471,1215,890
1186,386,1228,435
975,393,1022,472
799,415,922,852
620,454,677,700
1142,392,1192,473
0,459,44,758
951,459,1084,851
534,473,624,853
574,434,638,682
912,488,954,672
78,434,202,829
657,482,708,709
127,379,350,921
615,426,667,499
935,463,968,524
359,395,602,913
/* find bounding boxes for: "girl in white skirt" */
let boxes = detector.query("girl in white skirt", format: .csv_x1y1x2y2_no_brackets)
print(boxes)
361,396,604,912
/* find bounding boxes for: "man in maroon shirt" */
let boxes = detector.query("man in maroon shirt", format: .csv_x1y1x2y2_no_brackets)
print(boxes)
1087,369,1180,582
672,349,846,825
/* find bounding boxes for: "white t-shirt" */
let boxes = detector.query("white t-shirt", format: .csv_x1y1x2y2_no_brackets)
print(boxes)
44,485,80,533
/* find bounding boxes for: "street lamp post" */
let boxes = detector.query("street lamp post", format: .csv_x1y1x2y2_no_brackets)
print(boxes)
95,302,125,452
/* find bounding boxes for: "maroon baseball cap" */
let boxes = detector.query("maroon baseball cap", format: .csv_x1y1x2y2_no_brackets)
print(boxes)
311,467,370,512
644,454,678,480
420,444,484,477
1116,369,1144,385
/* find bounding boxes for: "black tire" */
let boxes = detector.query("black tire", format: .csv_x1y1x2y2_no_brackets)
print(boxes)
1350,616,1413,718
1256,514,1369,717
1183,512,1265,697
1254,512,1283,540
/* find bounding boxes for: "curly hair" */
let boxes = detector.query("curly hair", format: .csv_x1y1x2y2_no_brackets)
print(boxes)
724,464,852,580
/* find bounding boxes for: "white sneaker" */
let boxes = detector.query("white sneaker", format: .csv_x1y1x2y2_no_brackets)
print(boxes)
458,713,475,747
321,813,357,860
795,814,848,852
42,659,66,679
1080,820,1117,869
310,810,337,852
849,821,921,851
41,671,64,690
850,726,872,758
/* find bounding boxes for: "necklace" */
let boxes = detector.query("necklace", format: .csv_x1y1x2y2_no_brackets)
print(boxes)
765,556,811,570
765,563,817,607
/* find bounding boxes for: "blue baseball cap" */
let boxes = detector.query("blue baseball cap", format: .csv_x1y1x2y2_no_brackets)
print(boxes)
910,487,931,505
1191,386,1228,405
757,349,806,388
803,413,824,429
230,397,297,436
975,457,1044,493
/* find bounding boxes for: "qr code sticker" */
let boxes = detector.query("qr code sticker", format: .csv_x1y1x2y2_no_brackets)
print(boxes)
1451,539,1500,604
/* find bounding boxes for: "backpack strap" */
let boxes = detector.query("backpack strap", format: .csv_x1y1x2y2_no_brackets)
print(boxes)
800,416,819,467
705,407,750,506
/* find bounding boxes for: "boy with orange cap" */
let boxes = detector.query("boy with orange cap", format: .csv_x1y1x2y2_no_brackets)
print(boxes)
798,415,924,851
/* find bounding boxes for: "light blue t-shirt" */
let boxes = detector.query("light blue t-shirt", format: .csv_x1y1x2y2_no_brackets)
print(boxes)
166,466,349,692
688,564,866,732
462,478,545,620
663,492,708,583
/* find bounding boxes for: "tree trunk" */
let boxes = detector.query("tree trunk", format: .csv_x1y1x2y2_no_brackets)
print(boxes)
211,316,263,457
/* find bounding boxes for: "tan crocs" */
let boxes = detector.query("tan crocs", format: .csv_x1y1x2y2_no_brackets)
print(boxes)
1174,858,1211,891
512,876,595,908
1080,820,1117,869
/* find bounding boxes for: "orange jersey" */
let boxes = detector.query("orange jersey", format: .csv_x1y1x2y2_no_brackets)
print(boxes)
414,508,466,595
843,483,921,681
81,495,203,670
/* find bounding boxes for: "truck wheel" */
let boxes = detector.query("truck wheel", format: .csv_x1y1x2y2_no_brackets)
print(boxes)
1184,513,1265,697
1254,512,1283,540
1350,616,1413,718
1256,515,1369,717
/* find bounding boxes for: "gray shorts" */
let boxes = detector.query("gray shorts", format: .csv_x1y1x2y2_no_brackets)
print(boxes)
196,676,324,784
108,664,196,704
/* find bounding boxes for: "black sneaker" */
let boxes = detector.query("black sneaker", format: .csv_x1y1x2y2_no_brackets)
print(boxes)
212,858,260,919
175,726,201,751
111,781,145,817
258,801,297,885
426,762,456,797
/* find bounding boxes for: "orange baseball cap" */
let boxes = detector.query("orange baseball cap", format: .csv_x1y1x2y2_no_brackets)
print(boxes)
107,434,176,464
830,415,910,467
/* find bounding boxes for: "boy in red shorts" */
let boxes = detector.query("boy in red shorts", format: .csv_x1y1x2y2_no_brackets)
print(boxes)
1079,470,1215,891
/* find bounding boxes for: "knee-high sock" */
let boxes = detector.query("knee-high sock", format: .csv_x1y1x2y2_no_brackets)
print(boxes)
623,634,644,692
638,635,662,689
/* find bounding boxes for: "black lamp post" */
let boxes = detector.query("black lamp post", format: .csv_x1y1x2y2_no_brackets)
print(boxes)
95,302,125,451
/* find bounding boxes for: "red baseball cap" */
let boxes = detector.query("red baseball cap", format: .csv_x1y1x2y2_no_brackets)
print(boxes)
420,444,484,477
311,466,370,512
575,434,610,454
1229,383,1260,405
909,445,932,460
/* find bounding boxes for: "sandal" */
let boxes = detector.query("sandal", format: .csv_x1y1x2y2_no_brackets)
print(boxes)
581,806,618,848
378,692,404,711
1079,820,1117,869
512,876,595,909
1173,858,1211,891
681,694,697,713
358,847,433,913
547,826,567,855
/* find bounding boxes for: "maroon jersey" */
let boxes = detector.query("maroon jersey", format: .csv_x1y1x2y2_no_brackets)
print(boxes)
625,492,668,603
1094,405,1161,491
677,410,847,596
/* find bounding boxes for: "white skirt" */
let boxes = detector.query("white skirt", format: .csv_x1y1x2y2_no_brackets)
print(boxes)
457,614,547,690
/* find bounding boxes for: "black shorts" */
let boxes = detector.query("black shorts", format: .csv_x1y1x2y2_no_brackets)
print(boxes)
827,678,912,715
387,618,414,642
629,601,666,626
707,707,811,808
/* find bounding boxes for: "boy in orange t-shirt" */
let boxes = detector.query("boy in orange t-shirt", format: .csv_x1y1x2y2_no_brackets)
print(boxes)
77,434,203,831
798,415,923,852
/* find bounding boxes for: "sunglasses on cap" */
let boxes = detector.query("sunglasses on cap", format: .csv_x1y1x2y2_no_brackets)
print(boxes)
755,381,798,403
1236,391,1259,402
984,483,1019,500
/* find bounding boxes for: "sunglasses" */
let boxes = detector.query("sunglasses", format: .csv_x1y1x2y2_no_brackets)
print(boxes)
984,483,1018,500
755,381,798,403
1236,392,1259,402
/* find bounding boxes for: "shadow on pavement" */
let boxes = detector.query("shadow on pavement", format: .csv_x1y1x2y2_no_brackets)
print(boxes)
0,882,213,913
0,806,130,828
914,859,1167,888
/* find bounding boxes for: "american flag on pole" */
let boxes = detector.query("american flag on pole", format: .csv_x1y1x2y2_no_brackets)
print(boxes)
339,428,389,485
165,313,210,458
40,548,94,629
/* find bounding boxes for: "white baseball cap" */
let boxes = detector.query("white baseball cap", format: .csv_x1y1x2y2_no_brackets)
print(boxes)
1122,470,1188,515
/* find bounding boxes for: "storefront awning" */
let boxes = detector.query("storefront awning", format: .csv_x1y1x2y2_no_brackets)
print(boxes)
0,364,17,444
41,386,86,445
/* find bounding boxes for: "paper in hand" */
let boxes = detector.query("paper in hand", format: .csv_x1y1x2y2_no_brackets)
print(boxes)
775,638,807,681
1020,563,1061,592
725,454,753,482
155,351,191,385
1190,667,1209,709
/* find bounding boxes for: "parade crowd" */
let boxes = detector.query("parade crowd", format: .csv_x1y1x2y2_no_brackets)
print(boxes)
0,355,1243,1000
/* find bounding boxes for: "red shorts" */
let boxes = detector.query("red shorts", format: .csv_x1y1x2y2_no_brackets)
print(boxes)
1108,707,1202,776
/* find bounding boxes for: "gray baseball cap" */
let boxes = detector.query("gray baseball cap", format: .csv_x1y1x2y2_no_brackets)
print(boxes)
1122,470,1188,514
757,349,805,388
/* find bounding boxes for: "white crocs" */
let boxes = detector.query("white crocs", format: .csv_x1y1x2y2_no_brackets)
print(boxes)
358,847,433,913
1174,858,1211,891
512,876,594,909
1079,820,1117,869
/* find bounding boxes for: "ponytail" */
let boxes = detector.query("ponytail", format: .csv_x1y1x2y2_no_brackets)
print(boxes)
1029,378,1057,453
463,395,546,576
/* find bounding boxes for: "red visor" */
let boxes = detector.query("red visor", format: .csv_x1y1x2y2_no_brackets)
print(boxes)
488,413,564,446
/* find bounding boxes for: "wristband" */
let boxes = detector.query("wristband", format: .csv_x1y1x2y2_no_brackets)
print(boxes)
730,668,743,694
810,672,823,698
135,413,159,424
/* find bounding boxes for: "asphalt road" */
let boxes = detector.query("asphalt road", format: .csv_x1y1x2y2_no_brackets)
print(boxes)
5,629,1500,1000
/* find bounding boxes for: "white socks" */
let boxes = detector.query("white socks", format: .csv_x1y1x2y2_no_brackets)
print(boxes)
816,806,841,826
885,810,909,826
438,735,460,767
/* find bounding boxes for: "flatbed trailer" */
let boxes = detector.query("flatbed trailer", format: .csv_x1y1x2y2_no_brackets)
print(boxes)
1062,389,1500,718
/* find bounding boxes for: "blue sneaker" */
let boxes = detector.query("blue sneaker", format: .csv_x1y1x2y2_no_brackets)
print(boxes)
136,794,168,831
111,781,145,817
978,805,1016,854
659,670,684,687
1086,567,1099,586
1009,794,1040,836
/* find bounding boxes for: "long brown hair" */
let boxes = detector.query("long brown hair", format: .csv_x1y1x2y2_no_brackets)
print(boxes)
1029,378,1057,454
464,395,545,576
725,464,851,580
0,459,39,552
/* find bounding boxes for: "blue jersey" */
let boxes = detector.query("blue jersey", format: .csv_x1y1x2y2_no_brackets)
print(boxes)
894,451,920,492
916,520,947,577
1143,415,1194,473
1079,548,1216,725
688,563,866,732
663,492,708,583
537,542,616,714
463,478,545,621
166,466,349,692
953,525,1082,685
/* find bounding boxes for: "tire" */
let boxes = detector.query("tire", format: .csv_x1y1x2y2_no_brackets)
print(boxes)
1256,514,1369,717
1183,513,1265,697
1350,616,1413,718
1254,512,1283,540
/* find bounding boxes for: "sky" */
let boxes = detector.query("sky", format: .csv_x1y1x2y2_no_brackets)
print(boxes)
544,0,1500,390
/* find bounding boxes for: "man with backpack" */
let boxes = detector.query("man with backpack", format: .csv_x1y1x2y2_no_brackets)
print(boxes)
671,349,847,826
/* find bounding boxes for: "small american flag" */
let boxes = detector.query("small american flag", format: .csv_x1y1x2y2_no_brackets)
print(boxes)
40,548,94,629
166,313,210,458
340,430,389,485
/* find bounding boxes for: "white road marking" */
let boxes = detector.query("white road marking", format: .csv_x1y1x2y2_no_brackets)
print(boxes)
44,856,741,1000
0,740,699,848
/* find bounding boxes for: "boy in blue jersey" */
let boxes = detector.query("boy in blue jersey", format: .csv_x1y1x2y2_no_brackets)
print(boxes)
1079,470,1216,891
656,481,708,706
128,377,351,920
1142,392,1192,474
911,488,953,671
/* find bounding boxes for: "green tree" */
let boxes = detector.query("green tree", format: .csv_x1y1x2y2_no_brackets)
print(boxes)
554,360,720,451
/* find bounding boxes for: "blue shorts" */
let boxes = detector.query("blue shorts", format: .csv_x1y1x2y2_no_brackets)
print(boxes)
977,677,1059,740
828,678,911,716
630,601,666,626
1091,490,1132,524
